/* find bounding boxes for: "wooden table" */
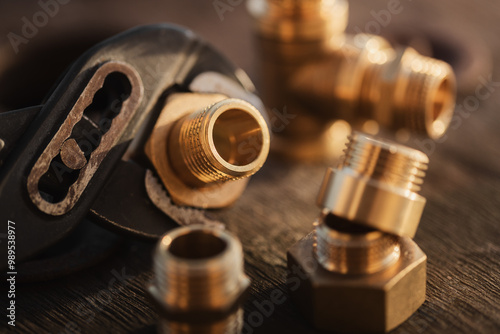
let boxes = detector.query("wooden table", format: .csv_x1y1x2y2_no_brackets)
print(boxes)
1,0,499,333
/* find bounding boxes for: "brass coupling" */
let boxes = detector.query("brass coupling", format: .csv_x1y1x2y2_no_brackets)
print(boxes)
248,0,456,160
149,225,250,334
317,131,429,237
288,132,428,333
145,93,270,208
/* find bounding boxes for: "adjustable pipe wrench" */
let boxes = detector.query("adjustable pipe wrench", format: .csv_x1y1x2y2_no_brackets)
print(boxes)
0,24,267,271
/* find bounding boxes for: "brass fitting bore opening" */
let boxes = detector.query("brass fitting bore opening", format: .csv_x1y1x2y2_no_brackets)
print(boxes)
153,225,249,312
318,132,429,237
314,214,400,274
169,98,270,188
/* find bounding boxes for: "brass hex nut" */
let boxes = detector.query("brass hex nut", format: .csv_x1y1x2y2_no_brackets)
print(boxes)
287,233,426,333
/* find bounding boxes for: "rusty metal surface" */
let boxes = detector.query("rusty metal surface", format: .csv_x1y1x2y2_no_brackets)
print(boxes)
26,61,143,216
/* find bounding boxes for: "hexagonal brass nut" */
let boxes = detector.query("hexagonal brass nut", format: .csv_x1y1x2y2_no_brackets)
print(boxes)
287,233,426,333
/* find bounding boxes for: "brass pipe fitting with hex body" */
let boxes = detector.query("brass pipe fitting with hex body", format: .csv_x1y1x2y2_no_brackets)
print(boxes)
248,0,456,161
145,92,270,208
288,132,429,333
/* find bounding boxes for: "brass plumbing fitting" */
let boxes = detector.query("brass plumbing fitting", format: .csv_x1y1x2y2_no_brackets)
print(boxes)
288,132,428,332
145,93,270,208
149,225,250,334
317,131,429,237
248,0,456,161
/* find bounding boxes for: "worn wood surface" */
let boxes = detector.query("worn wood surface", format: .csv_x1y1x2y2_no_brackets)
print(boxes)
1,0,499,333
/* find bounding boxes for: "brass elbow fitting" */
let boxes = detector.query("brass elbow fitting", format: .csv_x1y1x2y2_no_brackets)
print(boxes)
288,132,428,332
145,92,270,208
248,0,456,161
149,225,250,334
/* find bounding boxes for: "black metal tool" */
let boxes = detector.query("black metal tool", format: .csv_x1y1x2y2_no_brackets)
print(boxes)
0,24,263,271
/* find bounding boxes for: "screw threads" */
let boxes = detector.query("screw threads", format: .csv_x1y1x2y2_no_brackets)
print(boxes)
317,132,429,237
153,226,248,311
314,215,401,274
150,226,249,334
178,104,232,185
357,44,455,139
170,98,270,188
400,51,456,139
154,225,248,311
342,132,429,193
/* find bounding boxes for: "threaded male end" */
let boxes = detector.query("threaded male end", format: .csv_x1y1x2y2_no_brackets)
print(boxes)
363,47,456,139
396,48,456,139
317,132,429,237
169,98,270,188
342,131,428,192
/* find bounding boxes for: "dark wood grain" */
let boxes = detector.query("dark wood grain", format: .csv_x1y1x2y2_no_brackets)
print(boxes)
1,0,499,333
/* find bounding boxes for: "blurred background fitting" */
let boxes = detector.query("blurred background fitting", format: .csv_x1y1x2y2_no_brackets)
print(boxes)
248,0,457,162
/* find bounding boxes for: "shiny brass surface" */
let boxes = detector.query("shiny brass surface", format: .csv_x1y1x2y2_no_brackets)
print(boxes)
287,132,429,332
149,225,250,334
317,132,429,237
248,0,456,161
293,36,455,139
288,231,426,333
145,92,270,208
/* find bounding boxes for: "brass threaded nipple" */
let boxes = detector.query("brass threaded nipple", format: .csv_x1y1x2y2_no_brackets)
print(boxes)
317,132,429,237
150,226,249,334
169,98,270,188
153,226,249,311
